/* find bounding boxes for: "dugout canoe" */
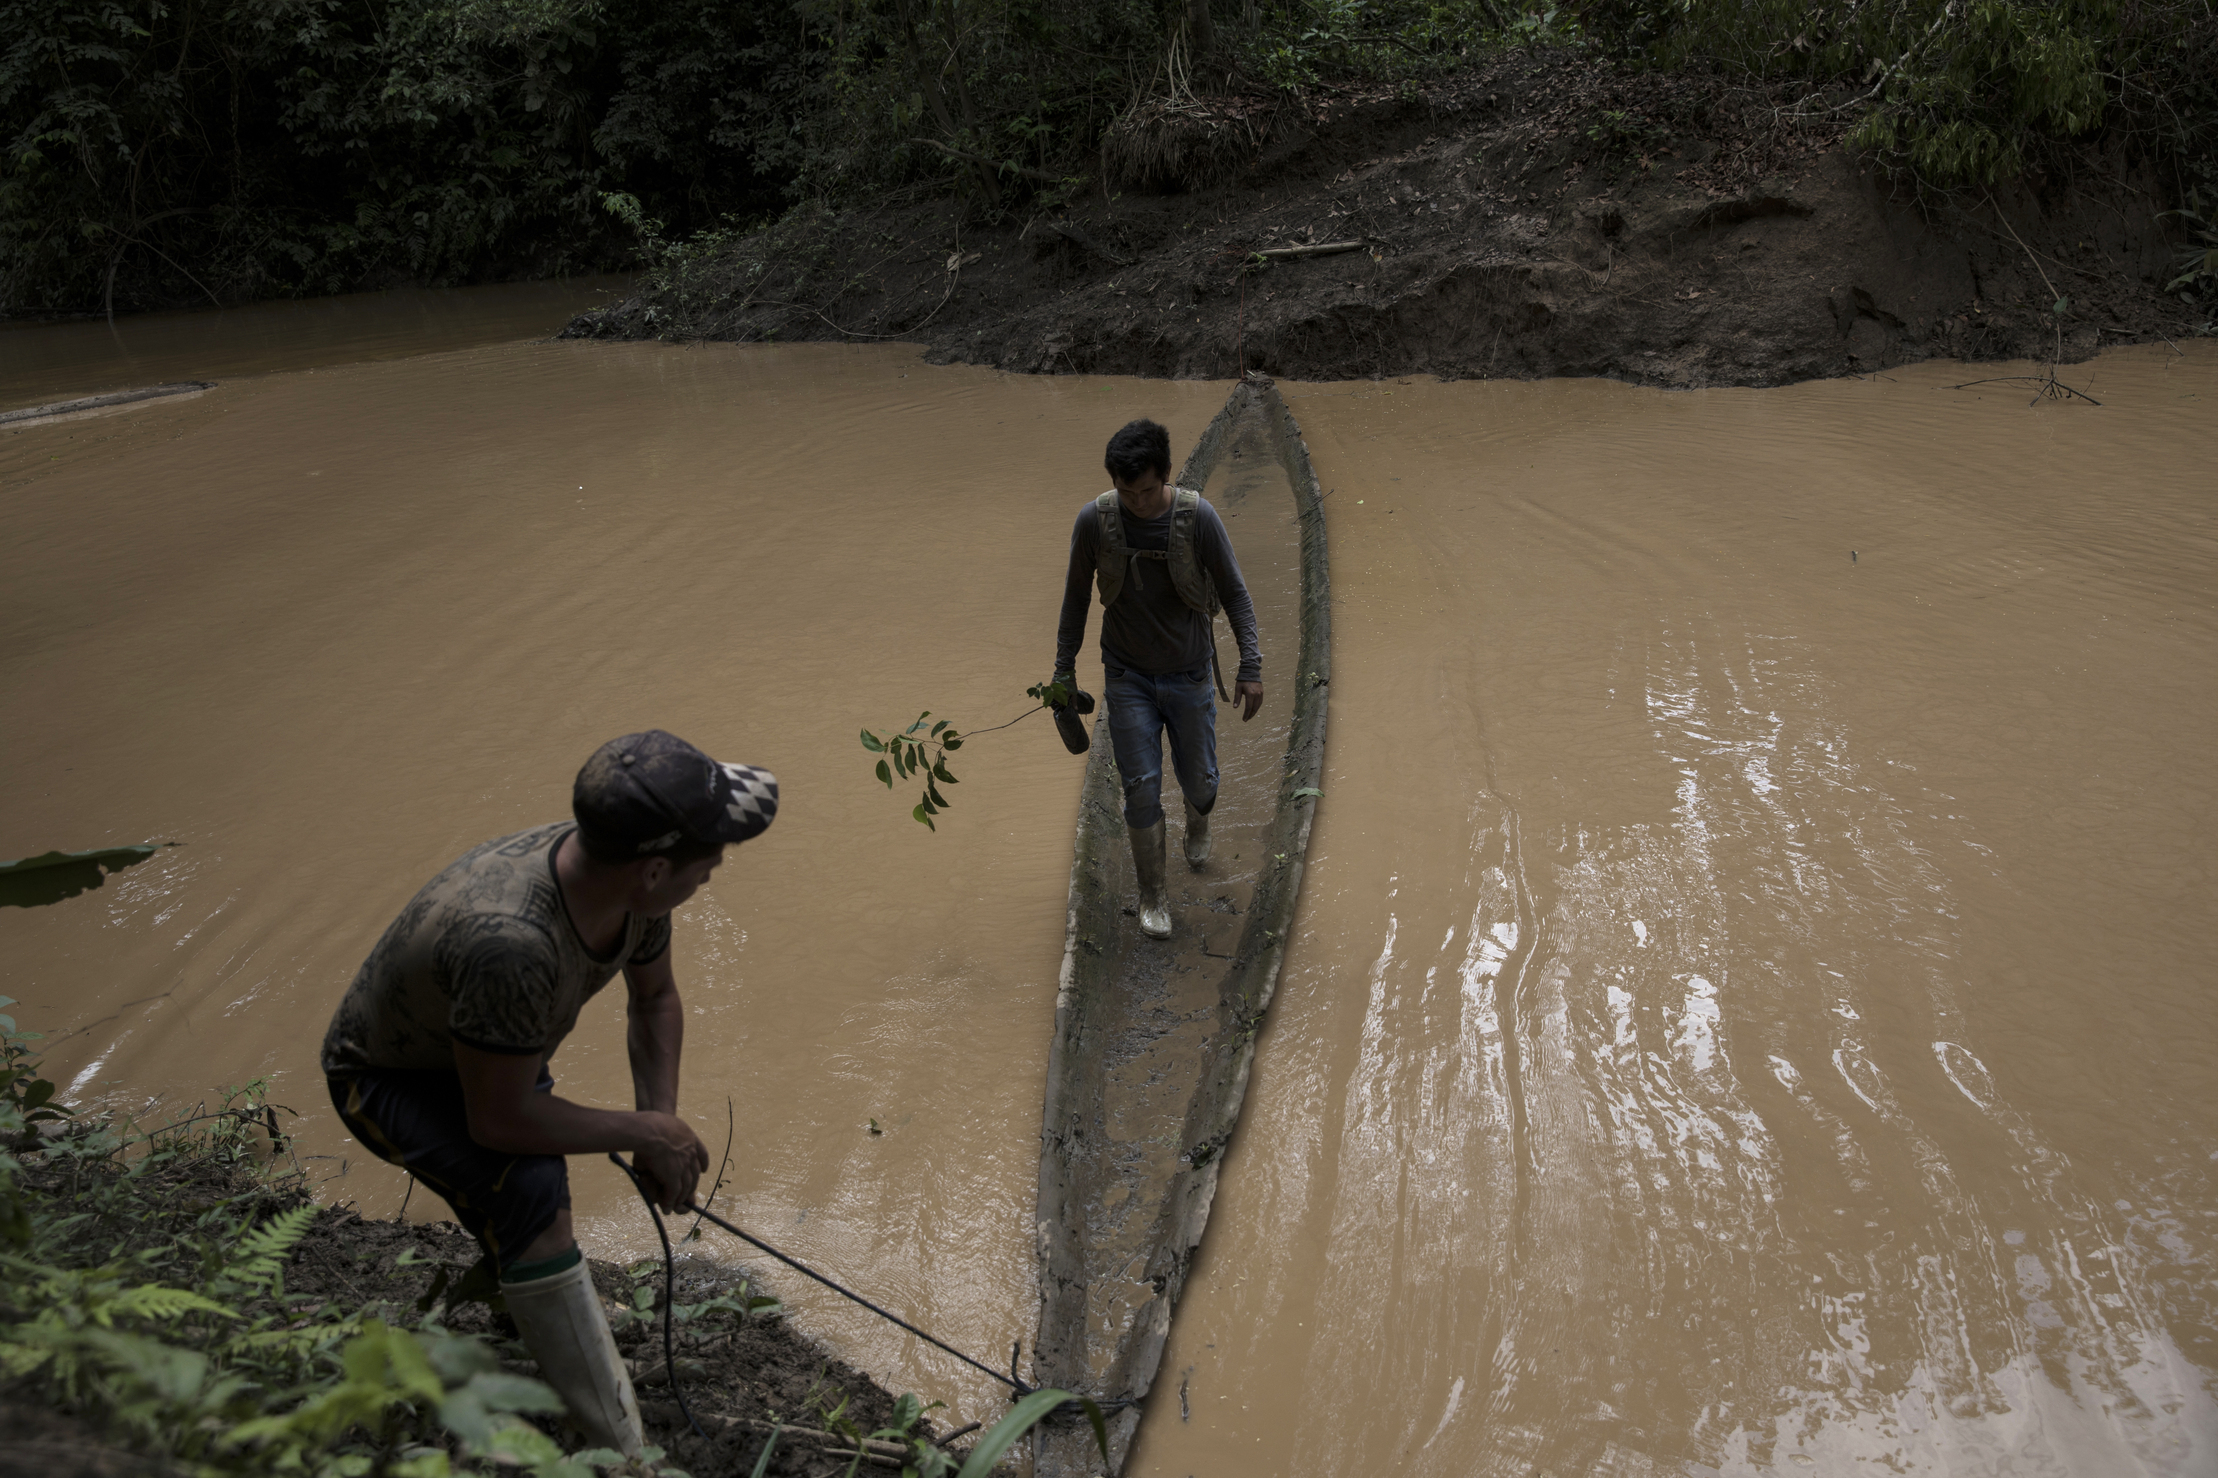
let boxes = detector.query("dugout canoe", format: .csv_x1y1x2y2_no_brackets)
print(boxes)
1031,377,1330,1476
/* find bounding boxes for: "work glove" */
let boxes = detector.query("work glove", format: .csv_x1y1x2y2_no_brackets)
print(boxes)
1045,673,1096,755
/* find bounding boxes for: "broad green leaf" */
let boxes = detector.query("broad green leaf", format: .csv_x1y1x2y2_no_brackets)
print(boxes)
912,804,935,831
479,1416,567,1465
859,730,885,753
932,758,957,784
931,720,948,736
460,1369,562,1414
956,1390,1104,1478
875,760,892,788
0,1340,50,1378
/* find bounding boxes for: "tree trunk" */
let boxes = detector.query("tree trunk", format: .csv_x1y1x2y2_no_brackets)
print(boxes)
1184,0,1216,58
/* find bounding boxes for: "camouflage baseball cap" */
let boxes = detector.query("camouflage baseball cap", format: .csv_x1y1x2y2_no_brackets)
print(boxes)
573,731,778,855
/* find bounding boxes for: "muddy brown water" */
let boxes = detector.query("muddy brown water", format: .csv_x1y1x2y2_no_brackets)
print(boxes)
1,296,2213,1472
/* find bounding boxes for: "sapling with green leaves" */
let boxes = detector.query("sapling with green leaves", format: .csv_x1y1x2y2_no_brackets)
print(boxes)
861,682,1080,830
861,713,966,830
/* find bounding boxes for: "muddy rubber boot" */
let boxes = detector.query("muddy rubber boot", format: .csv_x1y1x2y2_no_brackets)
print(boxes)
1129,821,1174,939
1184,798,1212,870
500,1256,643,1457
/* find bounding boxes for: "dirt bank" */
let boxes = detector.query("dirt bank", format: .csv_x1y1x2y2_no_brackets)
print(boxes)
561,50,2206,387
283,1208,966,1476
1,1157,973,1478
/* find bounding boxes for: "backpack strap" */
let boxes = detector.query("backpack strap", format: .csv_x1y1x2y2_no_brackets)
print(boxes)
1167,489,1219,617
1093,490,1126,608
1168,489,1229,700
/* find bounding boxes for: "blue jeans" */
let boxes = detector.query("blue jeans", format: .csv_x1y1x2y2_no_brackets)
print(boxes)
1105,666,1218,829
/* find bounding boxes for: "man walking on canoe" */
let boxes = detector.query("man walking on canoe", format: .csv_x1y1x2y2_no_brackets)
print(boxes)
320,731,777,1455
1052,418,1263,938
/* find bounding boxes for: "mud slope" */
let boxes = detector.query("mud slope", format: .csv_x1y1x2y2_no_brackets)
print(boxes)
563,51,2203,388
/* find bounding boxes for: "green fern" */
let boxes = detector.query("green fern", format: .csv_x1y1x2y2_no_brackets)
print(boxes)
212,1203,315,1299
107,1283,238,1323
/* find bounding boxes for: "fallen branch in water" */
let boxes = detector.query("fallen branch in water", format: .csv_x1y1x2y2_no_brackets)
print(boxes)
1981,195,2101,407
1945,375,2102,406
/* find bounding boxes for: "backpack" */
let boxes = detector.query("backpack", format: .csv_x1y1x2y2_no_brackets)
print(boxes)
1093,487,1229,699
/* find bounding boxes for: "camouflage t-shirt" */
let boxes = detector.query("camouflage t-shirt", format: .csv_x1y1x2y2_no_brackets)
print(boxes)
320,823,671,1075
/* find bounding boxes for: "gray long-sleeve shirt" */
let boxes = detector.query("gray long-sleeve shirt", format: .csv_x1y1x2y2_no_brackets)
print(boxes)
1055,496,1262,683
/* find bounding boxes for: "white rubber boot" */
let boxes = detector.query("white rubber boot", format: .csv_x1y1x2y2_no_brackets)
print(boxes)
500,1258,643,1457
1130,821,1174,939
1183,799,1212,870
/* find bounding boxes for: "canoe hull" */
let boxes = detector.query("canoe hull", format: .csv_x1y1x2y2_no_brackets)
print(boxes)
1032,378,1332,1475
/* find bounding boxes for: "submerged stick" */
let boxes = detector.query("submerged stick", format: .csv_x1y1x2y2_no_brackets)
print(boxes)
0,382,213,426
1945,375,2102,406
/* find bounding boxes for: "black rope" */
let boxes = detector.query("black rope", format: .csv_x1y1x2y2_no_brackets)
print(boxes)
607,1153,1136,1417
607,1155,709,1441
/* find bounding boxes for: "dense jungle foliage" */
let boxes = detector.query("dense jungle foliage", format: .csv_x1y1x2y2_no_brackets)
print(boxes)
4,0,2213,316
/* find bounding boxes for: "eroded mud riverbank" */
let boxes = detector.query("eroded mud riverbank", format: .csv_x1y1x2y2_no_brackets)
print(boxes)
3,296,2214,1474
564,51,2207,388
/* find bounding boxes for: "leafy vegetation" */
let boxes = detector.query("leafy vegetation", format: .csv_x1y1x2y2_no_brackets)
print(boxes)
861,712,966,830
6,0,2209,315
1629,0,2218,191
0,0,819,314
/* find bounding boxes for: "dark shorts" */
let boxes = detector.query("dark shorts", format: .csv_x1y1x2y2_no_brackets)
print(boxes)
327,1068,569,1270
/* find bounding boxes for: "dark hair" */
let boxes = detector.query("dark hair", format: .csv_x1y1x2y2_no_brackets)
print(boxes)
1105,419,1171,482
573,823,722,869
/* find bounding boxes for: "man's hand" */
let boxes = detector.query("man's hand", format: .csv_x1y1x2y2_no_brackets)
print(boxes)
633,1112,710,1212
452,1041,709,1213
1235,680,1265,722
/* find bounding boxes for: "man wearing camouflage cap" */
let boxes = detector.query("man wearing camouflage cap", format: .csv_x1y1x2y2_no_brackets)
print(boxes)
321,731,778,1455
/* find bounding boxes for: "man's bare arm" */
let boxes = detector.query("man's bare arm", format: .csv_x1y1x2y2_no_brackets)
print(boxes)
452,1040,706,1211
624,951,684,1116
